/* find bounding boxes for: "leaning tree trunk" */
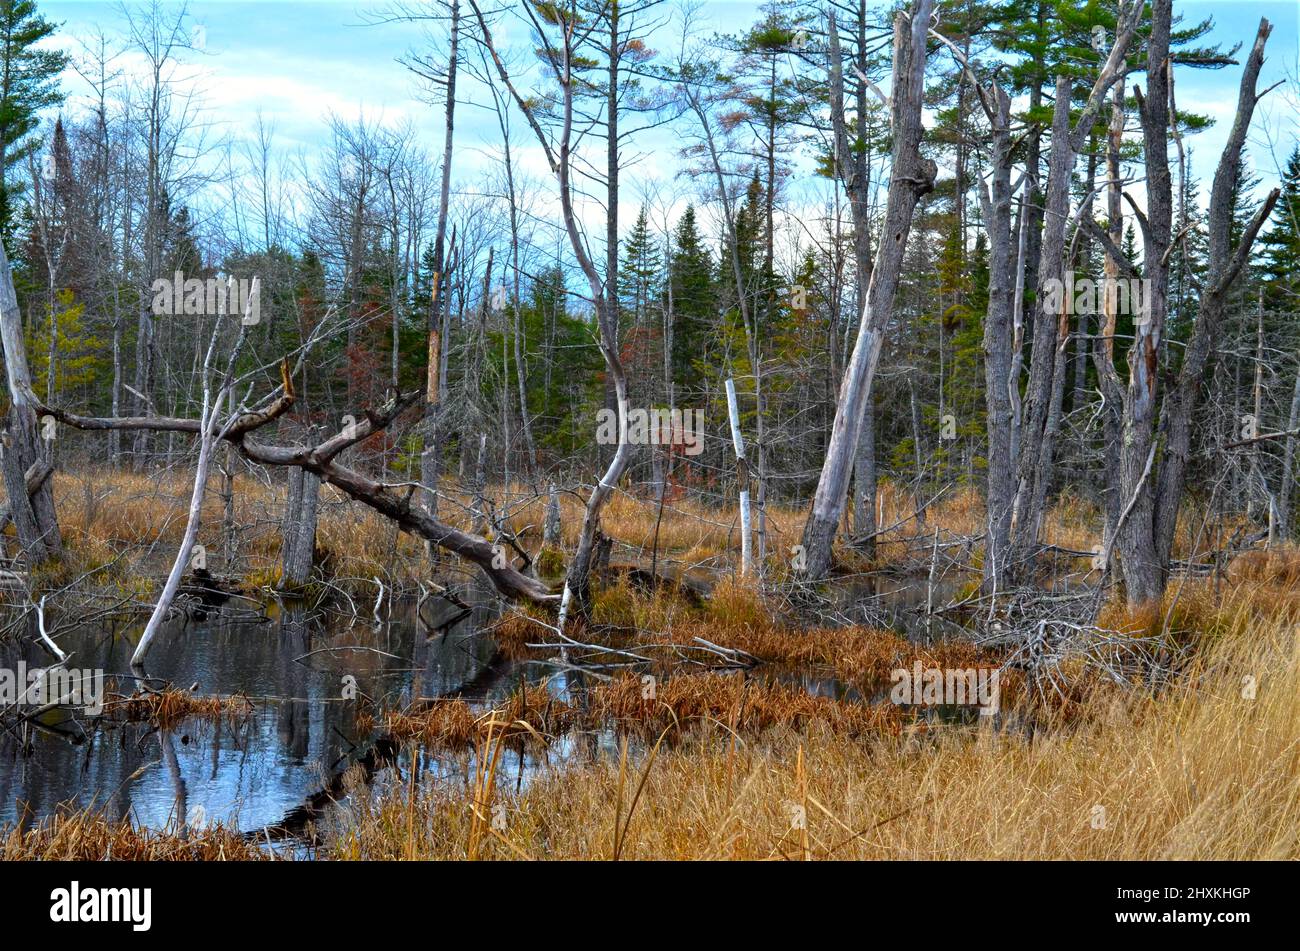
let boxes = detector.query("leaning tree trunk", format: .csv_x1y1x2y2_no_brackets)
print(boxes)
0,239,61,562
829,12,878,558
41,379,557,605
471,0,632,624
799,0,936,581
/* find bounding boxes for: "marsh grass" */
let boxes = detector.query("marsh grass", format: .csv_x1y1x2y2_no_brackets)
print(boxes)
7,466,1265,609
6,466,1298,860
108,688,255,729
333,582,1300,860
2,809,270,860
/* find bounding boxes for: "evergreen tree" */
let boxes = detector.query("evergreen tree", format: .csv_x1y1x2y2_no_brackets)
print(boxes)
619,205,661,327
0,0,68,241
667,205,715,396
1260,146,1300,309
519,265,603,459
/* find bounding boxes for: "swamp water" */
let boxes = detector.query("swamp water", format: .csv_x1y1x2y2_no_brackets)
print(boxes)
0,590,583,841
0,572,969,847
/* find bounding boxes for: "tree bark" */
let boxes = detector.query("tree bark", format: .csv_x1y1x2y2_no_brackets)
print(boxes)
799,0,936,580
280,465,320,589
0,238,60,562
420,0,459,531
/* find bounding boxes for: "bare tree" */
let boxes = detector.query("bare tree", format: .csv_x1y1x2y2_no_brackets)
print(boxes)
797,0,935,581
0,238,61,561
1103,1,1280,606
470,0,633,623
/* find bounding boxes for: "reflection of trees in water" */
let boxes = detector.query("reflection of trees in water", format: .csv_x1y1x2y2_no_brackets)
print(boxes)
0,587,548,831
277,602,313,764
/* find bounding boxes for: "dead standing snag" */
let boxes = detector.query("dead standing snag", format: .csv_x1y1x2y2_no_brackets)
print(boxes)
797,0,936,581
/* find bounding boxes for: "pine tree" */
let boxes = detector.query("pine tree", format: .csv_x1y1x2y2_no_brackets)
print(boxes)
1260,146,1300,309
0,0,68,242
619,205,661,327
667,206,715,397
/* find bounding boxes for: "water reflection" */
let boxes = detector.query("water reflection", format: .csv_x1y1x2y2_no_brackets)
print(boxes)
0,585,549,835
0,570,979,843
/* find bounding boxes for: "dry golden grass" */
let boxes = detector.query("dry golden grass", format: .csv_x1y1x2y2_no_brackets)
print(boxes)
7,464,1281,602
369,672,913,752
361,684,569,749
1095,549,1300,649
495,574,1005,692
2,809,270,860
333,581,1300,860
6,570,1292,860
587,670,907,738
108,688,255,729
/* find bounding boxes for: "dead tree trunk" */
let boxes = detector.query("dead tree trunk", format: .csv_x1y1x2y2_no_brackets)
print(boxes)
0,239,61,562
280,465,320,589
1110,4,1279,606
798,0,936,581
1279,354,1300,538
1149,16,1279,578
725,377,754,575
978,84,1017,593
132,296,256,669
829,12,877,556
471,0,632,623
1094,82,1127,560
420,0,460,536
1007,5,1141,575
41,369,556,605
543,482,561,549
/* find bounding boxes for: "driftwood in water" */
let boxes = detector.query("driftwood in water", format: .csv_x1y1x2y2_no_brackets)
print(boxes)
253,736,400,843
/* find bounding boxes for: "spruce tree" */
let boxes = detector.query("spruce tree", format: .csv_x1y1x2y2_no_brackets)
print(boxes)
619,205,661,328
667,205,715,397
0,0,68,242
1260,146,1300,309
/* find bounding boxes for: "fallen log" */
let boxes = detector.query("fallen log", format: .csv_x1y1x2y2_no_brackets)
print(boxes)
34,362,557,606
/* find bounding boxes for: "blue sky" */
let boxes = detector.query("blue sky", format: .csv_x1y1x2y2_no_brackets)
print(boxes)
37,0,1300,249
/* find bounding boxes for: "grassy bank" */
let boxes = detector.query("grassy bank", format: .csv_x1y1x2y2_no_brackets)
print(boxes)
330,577,1299,860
